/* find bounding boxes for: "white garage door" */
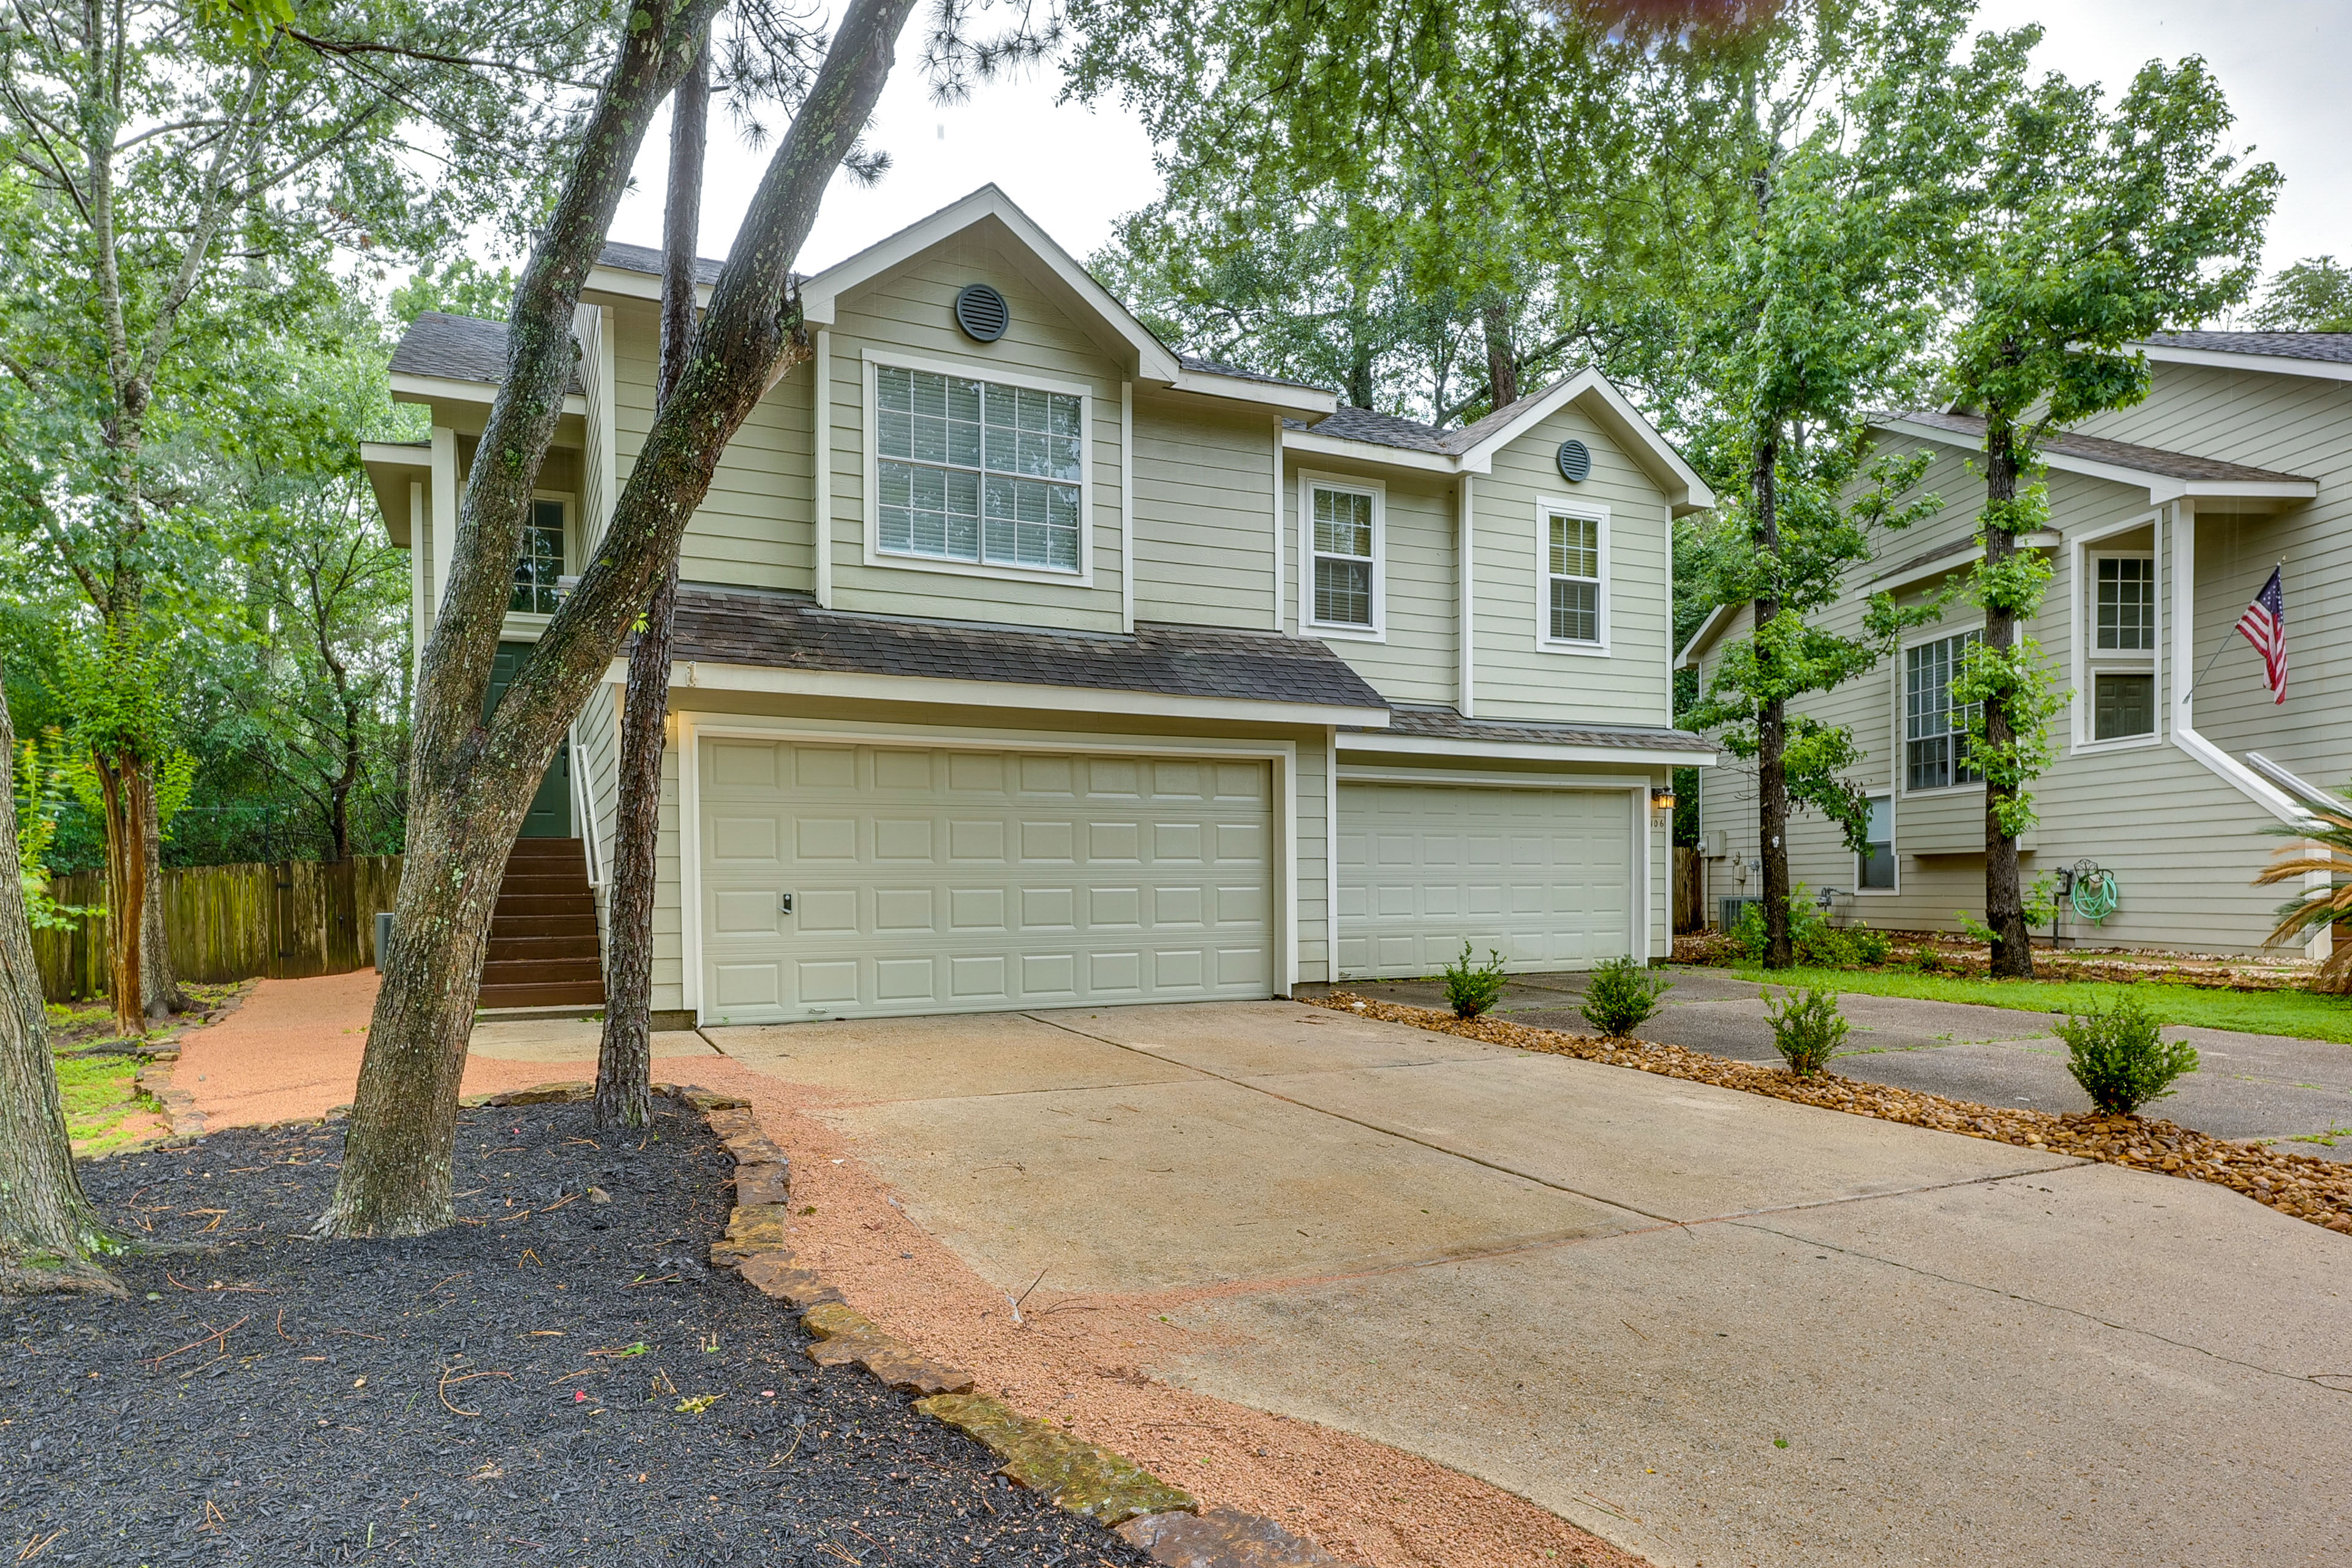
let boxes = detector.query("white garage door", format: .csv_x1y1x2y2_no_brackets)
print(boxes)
698,739,1275,1022
1336,781,1635,979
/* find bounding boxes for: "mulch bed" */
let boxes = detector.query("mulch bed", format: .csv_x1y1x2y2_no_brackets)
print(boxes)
1,1099,1152,1567
1311,993,2352,1238
1668,930,2321,991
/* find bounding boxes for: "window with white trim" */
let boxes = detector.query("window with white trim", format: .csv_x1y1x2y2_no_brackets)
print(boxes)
1545,505,1605,645
1858,794,1894,889
1905,631,1982,790
1306,481,1379,631
2086,552,2156,741
874,364,1083,572
510,497,565,614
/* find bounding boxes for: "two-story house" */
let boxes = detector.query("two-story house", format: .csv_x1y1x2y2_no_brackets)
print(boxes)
362,186,1715,1025
1681,331,2351,959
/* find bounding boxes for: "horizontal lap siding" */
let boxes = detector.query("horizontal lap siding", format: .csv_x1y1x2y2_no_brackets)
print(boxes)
1297,732,1330,983
827,236,1124,633
650,737,685,1012
1284,462,1456,706
1473,404,1672,725
609,301,814,593
1132,398,1278,629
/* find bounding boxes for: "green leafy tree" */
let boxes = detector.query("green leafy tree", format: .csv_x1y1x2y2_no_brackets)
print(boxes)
2245,255,2352,333
1942,50,2277,976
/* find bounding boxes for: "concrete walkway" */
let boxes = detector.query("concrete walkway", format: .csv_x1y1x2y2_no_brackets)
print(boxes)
1318,968,2352,1161
707,1001,2352,1568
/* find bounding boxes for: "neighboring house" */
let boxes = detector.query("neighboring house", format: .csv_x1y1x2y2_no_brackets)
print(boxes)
361,186,1715,1025
1680,331,2352,957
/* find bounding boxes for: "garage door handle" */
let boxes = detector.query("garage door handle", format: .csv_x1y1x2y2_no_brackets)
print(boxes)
778,892,794,915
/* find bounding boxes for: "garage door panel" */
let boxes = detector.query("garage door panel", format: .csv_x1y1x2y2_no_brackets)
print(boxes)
1338,781,1634,981
702,741,1275,1022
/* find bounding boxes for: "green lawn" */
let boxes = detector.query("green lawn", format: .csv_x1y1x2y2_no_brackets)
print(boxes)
51,1050,164,1155
1724,965,2352,1043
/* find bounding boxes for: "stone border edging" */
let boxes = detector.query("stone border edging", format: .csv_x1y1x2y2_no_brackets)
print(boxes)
1313,993,2352,1235
677,1085,1344,1564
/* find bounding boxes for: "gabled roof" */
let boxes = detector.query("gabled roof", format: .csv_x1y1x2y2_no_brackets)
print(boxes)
594,239,726,287
1872,410,2316,509
2139,330,2352,382
390,311,583,395
1343,704,1714,763
1284,368,1716,514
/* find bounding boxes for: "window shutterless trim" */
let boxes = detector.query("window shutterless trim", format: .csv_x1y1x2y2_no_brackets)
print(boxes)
1297,470,1385,641
2065,511,2160,753
1854,791,1898,896
858,349,1096,587
1534,495,1610,656
1900,624,1985,796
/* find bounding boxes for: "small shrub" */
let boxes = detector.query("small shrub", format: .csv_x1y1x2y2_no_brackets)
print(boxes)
1763,986,1847,1076
1441,942,1508,1019
1580,955,1673,1036
2057,993,2198,1115
1731,888,1890,970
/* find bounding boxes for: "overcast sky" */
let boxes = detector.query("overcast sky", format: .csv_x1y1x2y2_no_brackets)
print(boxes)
602,0,2349,293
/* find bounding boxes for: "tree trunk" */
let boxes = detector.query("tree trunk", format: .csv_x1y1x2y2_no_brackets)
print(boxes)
138,783,186,1016
598,42,707,1131
1481,296,1518,410
323,0,909,1238
0,678,121,1294
94,757,147,1039
1980,418,2033,978
1751,425,1793,969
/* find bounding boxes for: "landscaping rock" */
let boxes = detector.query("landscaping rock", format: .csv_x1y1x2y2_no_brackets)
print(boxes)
914,1392,1200,1526
1117,1507,1343,1566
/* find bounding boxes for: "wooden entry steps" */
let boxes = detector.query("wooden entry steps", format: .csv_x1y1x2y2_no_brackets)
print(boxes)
480,837,605,1011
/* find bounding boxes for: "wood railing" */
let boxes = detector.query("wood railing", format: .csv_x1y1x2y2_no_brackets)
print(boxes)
32,856,404,1003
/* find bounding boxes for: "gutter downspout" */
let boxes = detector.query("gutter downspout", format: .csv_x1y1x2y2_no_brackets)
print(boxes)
2168,499,2302,828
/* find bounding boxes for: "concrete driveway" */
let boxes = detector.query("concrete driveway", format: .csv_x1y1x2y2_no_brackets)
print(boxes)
708,1001,2352,1568
1321,968,2352,1161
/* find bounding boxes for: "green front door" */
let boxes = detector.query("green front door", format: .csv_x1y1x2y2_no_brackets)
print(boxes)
489,641,573,838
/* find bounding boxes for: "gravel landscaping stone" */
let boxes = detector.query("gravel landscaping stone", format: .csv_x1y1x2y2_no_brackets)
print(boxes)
1,1098,1153,1566
1314,993,2352,1236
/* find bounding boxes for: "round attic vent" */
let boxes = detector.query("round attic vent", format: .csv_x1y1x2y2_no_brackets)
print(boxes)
954,282,1009,343
1556,439,1592,483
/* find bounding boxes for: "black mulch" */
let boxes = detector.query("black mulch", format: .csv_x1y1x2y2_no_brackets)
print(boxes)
2,1100,1155,1567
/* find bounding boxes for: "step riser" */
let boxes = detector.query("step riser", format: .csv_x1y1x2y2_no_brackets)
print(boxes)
478,983,606,1008
488,917,599,940
483,839,600,1004
483,961,603,986
494,895,595,918
487,938,601,962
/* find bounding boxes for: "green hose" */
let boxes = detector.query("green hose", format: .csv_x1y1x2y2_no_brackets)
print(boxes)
2070,869,2119,924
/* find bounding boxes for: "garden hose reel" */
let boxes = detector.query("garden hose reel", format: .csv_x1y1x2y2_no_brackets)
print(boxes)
2060,860,2119,926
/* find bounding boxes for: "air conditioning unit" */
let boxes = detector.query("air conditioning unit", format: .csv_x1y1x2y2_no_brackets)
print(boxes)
1719,897,1760,932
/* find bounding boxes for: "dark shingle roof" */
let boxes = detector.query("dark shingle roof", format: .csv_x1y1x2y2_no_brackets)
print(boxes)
1877,410,2310,484
663,586,1390,713
1283,377,1597,457
1175,353,1327,392
390,312,584,395
595,239,729,286
1344,704,1713,755
2143,331,2352,366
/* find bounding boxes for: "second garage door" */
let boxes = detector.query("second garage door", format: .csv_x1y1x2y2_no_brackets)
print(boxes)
699,739,1275,1022
1336,781,1635,979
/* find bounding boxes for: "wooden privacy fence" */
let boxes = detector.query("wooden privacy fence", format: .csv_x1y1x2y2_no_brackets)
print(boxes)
1672,846,1705,934
32,856,403,1003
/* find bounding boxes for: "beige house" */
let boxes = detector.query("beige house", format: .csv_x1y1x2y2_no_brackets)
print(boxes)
362,186,1716,1023
1681,331,2352,957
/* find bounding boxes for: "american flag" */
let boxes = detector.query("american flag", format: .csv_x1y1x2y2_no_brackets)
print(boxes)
2234,565,2287,705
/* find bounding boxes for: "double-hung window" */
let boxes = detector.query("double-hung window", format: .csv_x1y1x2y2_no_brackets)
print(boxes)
875,364,1084,573
510,497,566,614
1543,503,1606,648
1304,478,1381,634
1858,795,1895,890
1905,630,1983,791
2088,553,2157,741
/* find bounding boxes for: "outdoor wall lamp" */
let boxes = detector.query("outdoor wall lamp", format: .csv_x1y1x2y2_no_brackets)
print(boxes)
1649,786,1676,813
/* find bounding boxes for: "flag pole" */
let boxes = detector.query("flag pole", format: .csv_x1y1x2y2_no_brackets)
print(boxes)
2183,560,2284,704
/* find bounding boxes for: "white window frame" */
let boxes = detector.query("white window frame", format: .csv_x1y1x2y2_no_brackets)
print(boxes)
503,489,575,633
1899,623,1986,796
2068,511,2162,753
1855,791,1898,897
859,349,1096,587
1297,470,1385,641
1535,495,1610,656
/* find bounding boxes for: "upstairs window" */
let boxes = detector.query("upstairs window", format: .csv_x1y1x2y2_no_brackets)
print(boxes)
1905,630,1983,791
1307,481,1379,631
2095,556,2155,650
875,364,1084,573
1544,504,1606,647
510,498,565,614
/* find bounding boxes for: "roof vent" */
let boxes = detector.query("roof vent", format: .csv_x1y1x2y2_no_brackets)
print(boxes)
1556,439,1591,483
954,282,1009,343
